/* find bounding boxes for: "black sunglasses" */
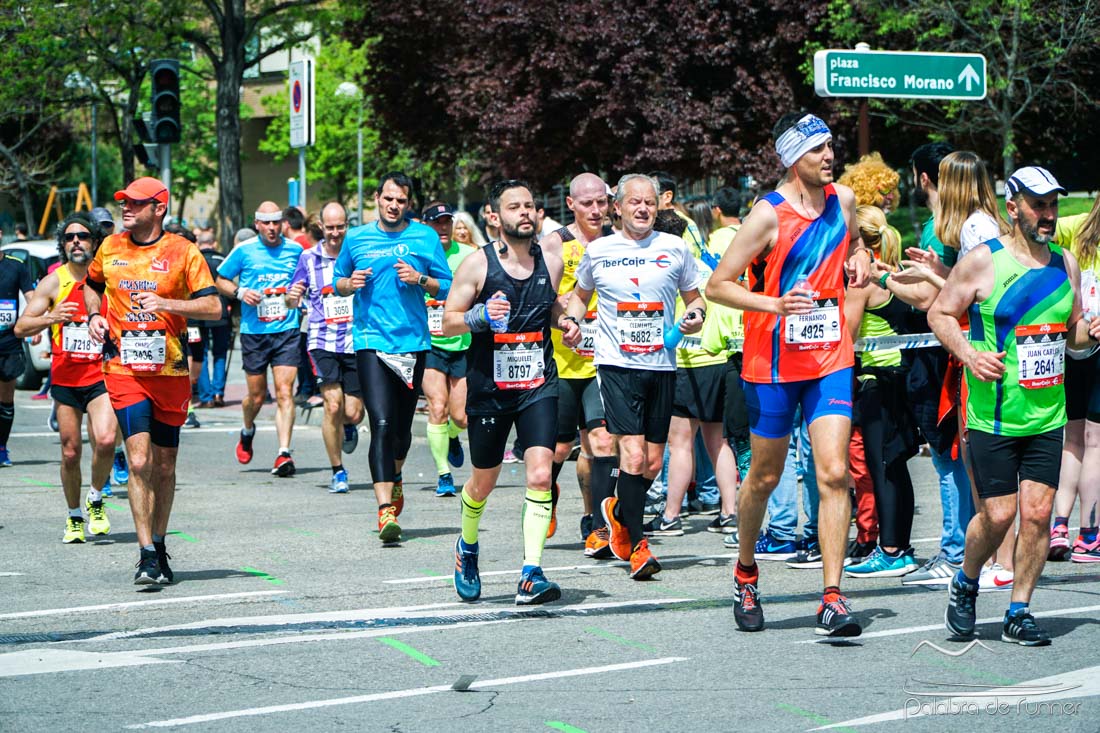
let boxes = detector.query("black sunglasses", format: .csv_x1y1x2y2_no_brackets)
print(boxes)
64,231,92,241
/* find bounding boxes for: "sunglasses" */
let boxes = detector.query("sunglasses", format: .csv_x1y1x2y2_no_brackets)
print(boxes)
64,231,92,242
121,198,159,209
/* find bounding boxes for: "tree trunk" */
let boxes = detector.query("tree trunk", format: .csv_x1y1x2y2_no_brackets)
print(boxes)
1001,124,1015,188
0,142,41,234
119,81,141,185
214,1,247,251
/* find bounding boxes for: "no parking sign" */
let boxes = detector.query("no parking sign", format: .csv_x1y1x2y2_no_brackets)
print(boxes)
289,58,315,148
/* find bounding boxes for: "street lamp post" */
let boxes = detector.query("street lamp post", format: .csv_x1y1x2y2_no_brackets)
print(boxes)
335,82,363,225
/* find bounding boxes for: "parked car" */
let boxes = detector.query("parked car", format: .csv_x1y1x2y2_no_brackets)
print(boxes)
1,239,60,390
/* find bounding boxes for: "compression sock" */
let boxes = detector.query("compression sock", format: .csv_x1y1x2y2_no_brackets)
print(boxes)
0,402,13,446
447,418,465,439
735,561,758,585
426,422,450,475
616,471,647,545
521,488,553,567
460,487,486,546
589,455,619,530
734,438,752,482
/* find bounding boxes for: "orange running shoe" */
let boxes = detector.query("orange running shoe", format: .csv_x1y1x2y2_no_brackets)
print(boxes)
600,497,632,561
392,475,405,517
547,482,559,539
584,527,613,559
629,539,661,579
378,505,401,543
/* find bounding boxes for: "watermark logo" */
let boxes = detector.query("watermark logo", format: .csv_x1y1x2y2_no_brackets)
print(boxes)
910,639,996,658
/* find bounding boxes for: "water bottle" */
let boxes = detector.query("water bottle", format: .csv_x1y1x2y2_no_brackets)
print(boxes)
664,315,685,350
488,294,509,333
794,273,813,297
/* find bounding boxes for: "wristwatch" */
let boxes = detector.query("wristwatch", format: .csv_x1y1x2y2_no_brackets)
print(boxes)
417,274,428,287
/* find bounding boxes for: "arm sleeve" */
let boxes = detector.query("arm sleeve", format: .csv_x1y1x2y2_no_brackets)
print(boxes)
217,246,243,280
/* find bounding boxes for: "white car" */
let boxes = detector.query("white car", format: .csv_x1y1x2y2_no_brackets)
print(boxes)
2,239,61,389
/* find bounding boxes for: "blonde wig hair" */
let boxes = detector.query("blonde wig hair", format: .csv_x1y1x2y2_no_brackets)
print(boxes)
838,152,900,210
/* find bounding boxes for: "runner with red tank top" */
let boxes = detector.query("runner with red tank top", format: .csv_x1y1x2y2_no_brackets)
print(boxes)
15,214,119,544
708,112,873,638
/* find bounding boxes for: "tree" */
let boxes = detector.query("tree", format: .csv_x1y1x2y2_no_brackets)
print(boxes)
362,1,829,189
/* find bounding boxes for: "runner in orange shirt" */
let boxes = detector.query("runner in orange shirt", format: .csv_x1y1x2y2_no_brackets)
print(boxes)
85,177,222,586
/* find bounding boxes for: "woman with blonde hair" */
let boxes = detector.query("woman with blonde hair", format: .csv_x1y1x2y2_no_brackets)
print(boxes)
934,151,1009,262
839,152,901,212
451,210,487,248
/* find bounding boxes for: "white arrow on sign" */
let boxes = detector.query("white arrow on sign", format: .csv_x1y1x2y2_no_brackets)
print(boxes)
958,64,980,91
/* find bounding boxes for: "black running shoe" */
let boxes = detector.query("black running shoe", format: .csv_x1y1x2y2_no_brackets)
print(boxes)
134,548,161,586
1002,611,1051,646
733,578,765,632
945,574,979,638
786,537,823,569
153,541,174,585
815,594,862,637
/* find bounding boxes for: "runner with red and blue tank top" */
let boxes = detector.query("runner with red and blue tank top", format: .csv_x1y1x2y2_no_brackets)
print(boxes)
15,213,118,545
708,112,874,638
286,202,364,494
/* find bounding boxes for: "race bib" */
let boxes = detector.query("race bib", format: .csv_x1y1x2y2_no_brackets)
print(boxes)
0,300,15,330
680,335,703,351
493,332,545,390
573,310,597,358
1016,323,1066,389
426,299,445,337
617,301,664,354
377,351,417,389
785,289,841,350
321,286,354,324
120,326,166,372
62,318,100,360
1083,270,1100,320
259,288,288,322
187,326,201,343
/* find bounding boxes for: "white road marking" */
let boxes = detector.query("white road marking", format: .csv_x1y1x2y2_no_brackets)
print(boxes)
812,664,1100,729
0,649,180,677
125,656,689,728
384,554,734,584
0,591,289,620
0,572,25,577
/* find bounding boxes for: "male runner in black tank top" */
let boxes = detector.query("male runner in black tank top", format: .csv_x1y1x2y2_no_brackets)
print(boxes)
443,179,580,605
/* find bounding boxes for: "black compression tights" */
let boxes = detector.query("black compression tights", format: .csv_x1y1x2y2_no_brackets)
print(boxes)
356,350,425,484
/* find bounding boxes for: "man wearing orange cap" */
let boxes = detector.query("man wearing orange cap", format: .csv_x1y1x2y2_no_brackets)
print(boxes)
85,177,222,586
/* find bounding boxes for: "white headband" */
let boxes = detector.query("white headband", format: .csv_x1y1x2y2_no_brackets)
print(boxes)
775,115,832,168
254,211,283,222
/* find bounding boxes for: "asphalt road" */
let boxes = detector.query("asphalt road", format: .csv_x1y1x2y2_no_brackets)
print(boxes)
1,377,1098,732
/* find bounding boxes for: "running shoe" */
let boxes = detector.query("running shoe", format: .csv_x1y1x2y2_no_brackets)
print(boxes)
580,514,593,541
329,469,349,494
0,447,11,467
642,514,684,537
754,529,798,560
844,546,918,578
722,529,740,548
547,482,559,539
392,474,405,516
600,497,632,561
85,498,110,535
63,516,85,544
1002,610,1051,646
629,539,661,579
733,576,764,632
101,479,113,498
342,424,359,454
236,430,254,464
272,451,296,477
846,539,876,564
902,552,961,586
112,449,129,484
706,513,737,534
436,472,456,497
1071,534,1100,563
688,498,720,515
378,505,401,544
516,566,562,605
816,594,862,637
153,541,174,584
453,538,480,601
643,483,666,517
502,449,520,464
183,411,201,429
978,563,1014,591
786,537,823,569
48,409,58,432
1048,523,1071,560
584,527,612,559
134,548,161,586
945,574,979,638
448,435,465,468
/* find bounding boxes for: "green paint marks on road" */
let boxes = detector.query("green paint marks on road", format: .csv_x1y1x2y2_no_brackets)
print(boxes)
545,722,587,733
775,703,856,733
377,637,440,667
583,626,656,653
20,477,52,487
167,530,197,543
240,567,285,585
104,501,126,512
284,527,317,537
917,654,1015,686
416,568,447,577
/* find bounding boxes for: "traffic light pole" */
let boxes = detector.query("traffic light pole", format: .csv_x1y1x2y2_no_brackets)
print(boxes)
159,143,172,215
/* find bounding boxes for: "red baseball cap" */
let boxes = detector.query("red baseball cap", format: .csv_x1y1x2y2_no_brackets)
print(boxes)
114,176,169,203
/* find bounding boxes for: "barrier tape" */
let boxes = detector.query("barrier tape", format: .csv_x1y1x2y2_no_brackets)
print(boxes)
722,332,943,354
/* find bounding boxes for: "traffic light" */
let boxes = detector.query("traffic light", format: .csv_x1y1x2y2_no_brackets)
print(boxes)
149,59,181,143
133,113,159,170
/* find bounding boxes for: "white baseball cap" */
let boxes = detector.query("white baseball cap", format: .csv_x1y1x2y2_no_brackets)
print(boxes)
1005,166,1067,198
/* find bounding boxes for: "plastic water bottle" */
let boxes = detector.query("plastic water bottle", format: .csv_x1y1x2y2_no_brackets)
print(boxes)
488,294,509,333
794,273,813,297
664,317,684,350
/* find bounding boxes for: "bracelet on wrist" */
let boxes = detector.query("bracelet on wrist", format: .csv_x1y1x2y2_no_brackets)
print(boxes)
876,272,890,289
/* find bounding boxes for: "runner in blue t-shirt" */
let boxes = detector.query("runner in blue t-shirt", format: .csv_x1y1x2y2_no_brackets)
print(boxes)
334,172,452,544
216,201,304,477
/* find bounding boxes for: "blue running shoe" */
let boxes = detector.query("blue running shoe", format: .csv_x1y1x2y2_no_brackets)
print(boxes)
0,446,11,467
754,529,797,560
448,436,465,468
329,469,349,494
436,472,456,497
101,477,113,498
515,566,561,605
454,538,481,601
845,546,918,578
342,424,359,454
112,450,129,485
